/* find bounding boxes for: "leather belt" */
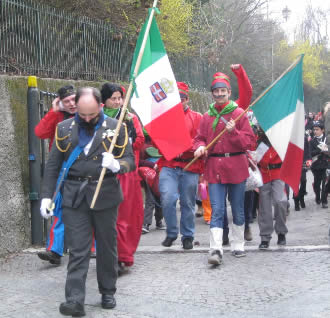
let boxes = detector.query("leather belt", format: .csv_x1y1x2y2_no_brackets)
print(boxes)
268,163,282,170
209,152,245,158
173,157,194,162
67,173,114,182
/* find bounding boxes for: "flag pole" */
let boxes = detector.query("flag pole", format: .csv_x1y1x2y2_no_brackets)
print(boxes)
90,0,159,209
183,54,303,171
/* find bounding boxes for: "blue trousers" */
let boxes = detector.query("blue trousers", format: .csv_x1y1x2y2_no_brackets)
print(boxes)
159,167,199,240
209,181,246,229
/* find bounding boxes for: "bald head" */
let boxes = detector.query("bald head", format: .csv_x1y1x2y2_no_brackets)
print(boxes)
75,87,102,122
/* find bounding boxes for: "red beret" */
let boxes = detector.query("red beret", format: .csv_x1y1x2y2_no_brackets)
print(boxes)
177,82,189,98
120,85,126,96
211,72,231,90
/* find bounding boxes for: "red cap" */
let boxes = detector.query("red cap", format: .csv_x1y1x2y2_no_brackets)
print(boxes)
177,82,189,98
211,72,231,90
120,85,126,97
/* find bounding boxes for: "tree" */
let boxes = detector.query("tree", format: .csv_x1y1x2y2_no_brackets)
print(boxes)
157,0,194,54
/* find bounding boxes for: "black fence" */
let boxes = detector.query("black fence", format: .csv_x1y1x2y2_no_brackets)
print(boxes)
0,0,134,82
0,0,217,90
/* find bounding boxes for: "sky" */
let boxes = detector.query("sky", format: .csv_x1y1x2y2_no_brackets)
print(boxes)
265,0,330,43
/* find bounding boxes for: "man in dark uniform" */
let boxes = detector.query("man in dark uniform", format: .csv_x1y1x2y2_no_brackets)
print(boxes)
40,87,135,316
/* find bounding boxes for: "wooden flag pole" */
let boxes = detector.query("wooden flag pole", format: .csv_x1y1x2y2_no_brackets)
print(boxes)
90,0,159,209
183,55,303,171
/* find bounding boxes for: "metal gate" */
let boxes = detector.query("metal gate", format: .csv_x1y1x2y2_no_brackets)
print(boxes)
27,75,57,245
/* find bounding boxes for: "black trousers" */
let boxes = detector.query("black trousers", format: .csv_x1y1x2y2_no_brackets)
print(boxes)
62,199,118,305
293,169,307,199
312,168,327,203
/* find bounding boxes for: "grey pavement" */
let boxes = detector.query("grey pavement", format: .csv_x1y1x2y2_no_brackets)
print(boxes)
1,170,330,317
139,171,330,249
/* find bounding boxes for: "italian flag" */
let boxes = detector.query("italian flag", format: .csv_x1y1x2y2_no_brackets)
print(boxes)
252,55,305,195
130,10,192,160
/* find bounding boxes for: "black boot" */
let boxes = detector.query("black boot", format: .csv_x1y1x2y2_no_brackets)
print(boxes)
222,228,229,246
294,198,300,211
299,196,306,208
38,250,61,265
59,302,85,317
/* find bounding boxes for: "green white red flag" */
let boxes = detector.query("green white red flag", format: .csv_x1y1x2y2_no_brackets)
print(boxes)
130,10,192,160
252,55,305,194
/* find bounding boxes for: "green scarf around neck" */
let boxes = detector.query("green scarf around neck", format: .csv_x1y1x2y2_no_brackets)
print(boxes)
208,100,238,131
103,107,120,118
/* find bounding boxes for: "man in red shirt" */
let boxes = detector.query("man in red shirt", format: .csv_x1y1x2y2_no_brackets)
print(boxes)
35,85,76,149
256,128,288,249
158,82,203,249
194,65,254,265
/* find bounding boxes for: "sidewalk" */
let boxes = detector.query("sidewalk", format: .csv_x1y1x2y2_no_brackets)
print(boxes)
1,171,329,318
138,170,330,251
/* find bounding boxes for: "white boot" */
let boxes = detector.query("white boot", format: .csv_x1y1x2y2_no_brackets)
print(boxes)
230,224,245,257
208,227,223,265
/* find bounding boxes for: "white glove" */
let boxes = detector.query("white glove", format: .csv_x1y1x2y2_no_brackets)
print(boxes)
102,152,120,173
40,198,53,219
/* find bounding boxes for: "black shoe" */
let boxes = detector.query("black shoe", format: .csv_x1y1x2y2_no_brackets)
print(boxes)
208,250,222,265
155,221,166,230
259,241,269,250
300,197,306,209
294,198,300,211
322,202,328,209
277,234,286,246
59,302,85,317
118,262,128,276
316,198,321,205
101,294,116,309
38,250,61,265
142,224,150,234
161,236,177,247
182,237,193,250
232,250,246,258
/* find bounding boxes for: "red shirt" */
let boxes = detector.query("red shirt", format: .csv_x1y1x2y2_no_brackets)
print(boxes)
258,146,282,184
34,109,70,150
194,107,255,184
158,107,203,174
193,65,254,184
130,113,145,166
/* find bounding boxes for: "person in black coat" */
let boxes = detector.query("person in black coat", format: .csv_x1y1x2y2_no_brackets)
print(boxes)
293,133,312,210
310,121,328,208
40,87,135,316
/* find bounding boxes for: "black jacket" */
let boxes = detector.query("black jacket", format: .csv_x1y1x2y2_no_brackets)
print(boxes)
41,117,135,210
310,135,328,170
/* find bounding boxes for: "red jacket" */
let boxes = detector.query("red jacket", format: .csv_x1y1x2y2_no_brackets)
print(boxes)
258,146,282,184
231,65,253,110
158,107,203,174
193,65,254,184
194,107,254,184
130,113,145,167
34,109,72,150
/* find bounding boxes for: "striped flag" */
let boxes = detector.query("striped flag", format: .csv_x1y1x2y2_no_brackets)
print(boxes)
130,10,192,160
252,55,305,194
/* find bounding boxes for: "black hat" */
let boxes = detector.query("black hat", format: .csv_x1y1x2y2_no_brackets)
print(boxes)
313,121,324,129
57,85,75,100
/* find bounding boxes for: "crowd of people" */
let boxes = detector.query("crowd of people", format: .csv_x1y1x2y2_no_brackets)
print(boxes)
35,65,329,316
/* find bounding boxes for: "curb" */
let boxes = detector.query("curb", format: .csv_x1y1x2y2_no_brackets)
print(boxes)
23,245,330,255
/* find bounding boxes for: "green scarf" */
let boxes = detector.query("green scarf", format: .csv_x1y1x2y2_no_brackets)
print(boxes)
208,100,238,131
103,107,120,118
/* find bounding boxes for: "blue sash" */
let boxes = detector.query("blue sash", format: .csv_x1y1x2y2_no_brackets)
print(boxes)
52,145,83,218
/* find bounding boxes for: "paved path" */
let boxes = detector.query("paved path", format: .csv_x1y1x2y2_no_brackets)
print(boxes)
1,171,329,317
